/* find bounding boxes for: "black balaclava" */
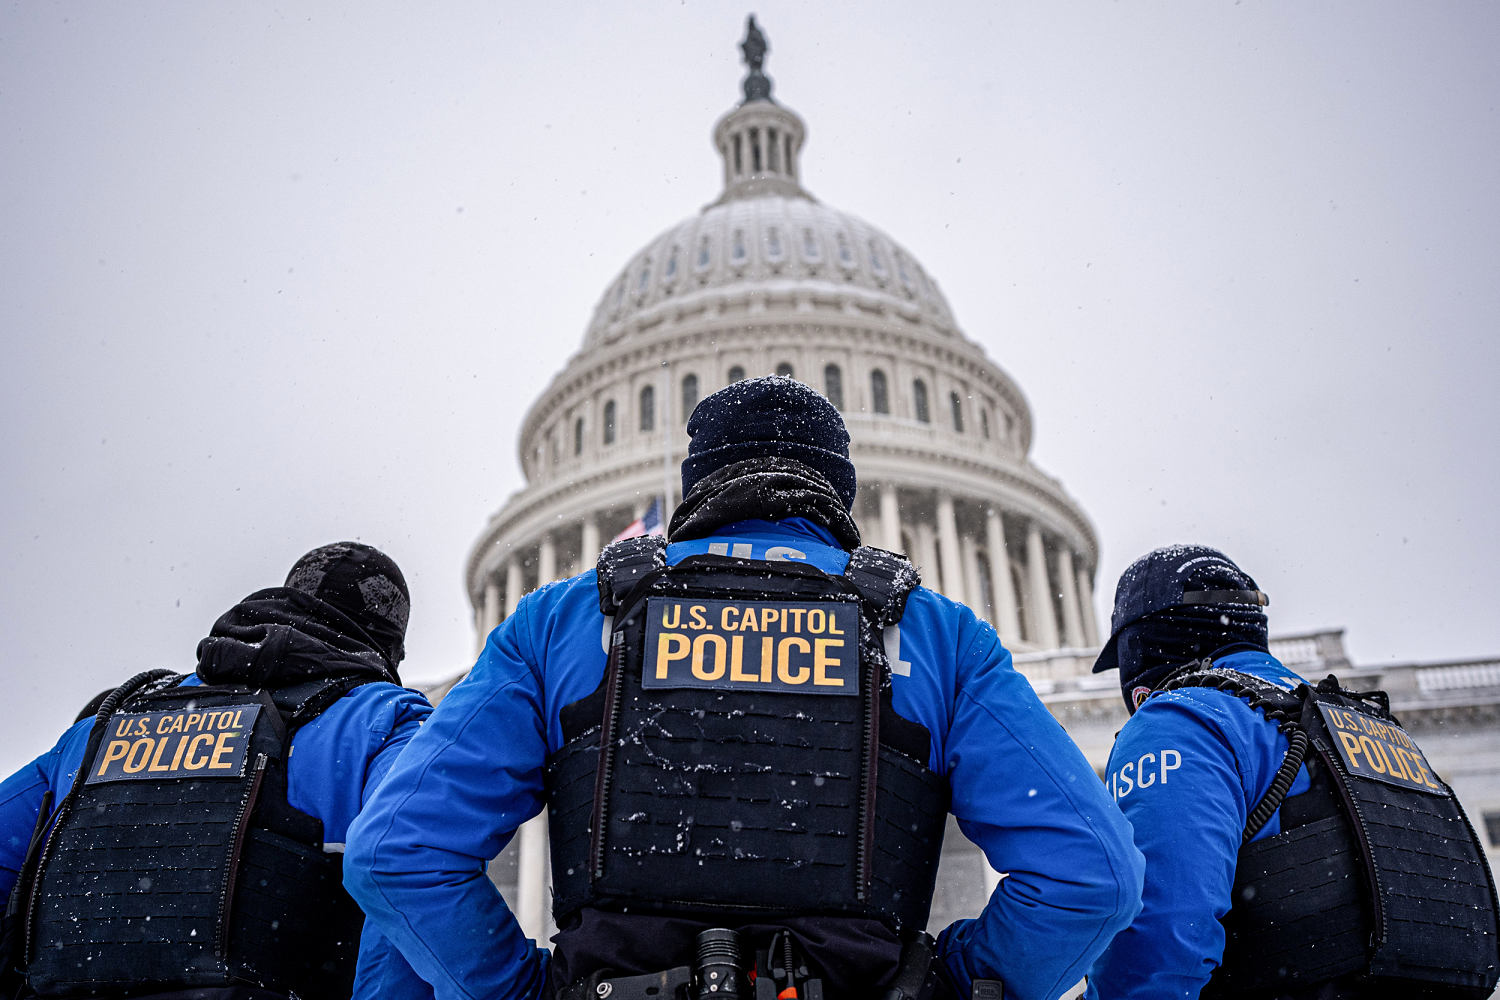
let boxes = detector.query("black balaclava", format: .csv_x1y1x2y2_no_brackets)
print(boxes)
1093,545,1269,714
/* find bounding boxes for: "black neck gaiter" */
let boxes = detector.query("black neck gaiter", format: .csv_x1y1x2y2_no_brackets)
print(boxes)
667,456,861,550
1117,604,1268,713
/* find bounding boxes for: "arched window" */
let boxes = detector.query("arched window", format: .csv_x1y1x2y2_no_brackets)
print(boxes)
896,253,914,294
775,362,795,378
950,391,964,433
913,379,930,423
664,246,679,280
731,230,747,264
602,400,617,445
573,417,584,456
639,385,655,432
824,364,843,410
870,369,890,414
681,374,699,420
728,365,746,384
765,227,783,260
802,228,820,261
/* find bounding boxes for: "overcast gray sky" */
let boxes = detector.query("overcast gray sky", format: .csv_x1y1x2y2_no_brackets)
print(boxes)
3,2,1497,773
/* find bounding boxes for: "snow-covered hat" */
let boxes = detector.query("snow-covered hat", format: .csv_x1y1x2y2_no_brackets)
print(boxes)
681,375,856,509
1092,544,1268,677
284,541,410,668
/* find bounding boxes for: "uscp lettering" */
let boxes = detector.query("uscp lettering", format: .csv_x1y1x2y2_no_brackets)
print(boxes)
1106,749,1182,801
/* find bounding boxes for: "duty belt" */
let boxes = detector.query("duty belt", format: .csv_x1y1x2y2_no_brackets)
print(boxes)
555,930,993,1000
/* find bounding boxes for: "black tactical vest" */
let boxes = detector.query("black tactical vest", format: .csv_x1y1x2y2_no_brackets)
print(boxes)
545,537,949,936
1162,667,1500,1000
18,671,370,999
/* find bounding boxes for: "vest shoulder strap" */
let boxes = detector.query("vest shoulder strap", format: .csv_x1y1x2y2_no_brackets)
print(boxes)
1157,663,1311,841
596,535,668,614
270,674,380,734
595,538,919,624
1158,662,1303,722
843,546,920,627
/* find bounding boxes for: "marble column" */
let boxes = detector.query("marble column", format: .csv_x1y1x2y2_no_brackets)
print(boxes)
1026,523,1061,649
538,534,557,587
1074,563,1101,646
915,522,939,595
580,515,601,569
505,558,525,617
1055,547,1086,649
985,509,1022,645
982,862,1001,897
478,581,502,655
514,812,549,944
483,581,501,632
961,536,985,618
936,494,965,605
880,485,902,554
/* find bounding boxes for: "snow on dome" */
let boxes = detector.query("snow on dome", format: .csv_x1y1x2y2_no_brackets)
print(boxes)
582,196,958,349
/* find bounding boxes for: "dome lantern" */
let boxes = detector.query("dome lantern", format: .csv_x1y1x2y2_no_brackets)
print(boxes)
713,17,809,204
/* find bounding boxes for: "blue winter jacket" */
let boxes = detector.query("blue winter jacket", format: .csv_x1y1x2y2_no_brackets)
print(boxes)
1084,648,1312,1000
0,674,435,999
345,518,1144,1000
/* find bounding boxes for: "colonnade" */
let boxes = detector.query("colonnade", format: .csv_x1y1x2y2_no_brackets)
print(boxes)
473,487,1099,654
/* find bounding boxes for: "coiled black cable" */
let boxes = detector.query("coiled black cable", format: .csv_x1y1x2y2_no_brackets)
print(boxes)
1157,666,1309,842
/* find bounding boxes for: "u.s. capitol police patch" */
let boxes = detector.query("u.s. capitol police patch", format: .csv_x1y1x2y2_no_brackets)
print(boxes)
643,597,859,696
86,704,262,784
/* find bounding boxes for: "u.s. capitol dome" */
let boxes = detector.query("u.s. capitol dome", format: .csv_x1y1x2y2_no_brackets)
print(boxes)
465,28,1101,663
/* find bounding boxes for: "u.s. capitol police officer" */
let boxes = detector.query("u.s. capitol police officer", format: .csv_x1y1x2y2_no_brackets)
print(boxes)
345,376,1144,1000
0,542,434,999
1084,545,1500,1000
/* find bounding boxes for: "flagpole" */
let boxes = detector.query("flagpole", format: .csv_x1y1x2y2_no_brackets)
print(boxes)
660,360,673,528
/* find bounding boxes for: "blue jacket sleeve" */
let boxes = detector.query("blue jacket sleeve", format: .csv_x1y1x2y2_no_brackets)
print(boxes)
0,720,93,906
923,602,1144,1000
344,593,558,1000
286,682,436,1000
1084,691,1283,1000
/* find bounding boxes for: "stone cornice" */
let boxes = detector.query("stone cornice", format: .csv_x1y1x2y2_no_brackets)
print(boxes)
517,317,1034,476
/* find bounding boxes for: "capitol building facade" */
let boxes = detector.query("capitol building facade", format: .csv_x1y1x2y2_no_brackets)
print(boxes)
449,22,1500,956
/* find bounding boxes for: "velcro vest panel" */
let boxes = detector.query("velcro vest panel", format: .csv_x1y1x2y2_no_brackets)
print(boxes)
546,539,947,934
25,677,366,999
1184,672,1500,999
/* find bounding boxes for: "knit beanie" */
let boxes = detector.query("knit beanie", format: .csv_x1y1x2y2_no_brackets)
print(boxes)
681,375,857,509
284,542,410,668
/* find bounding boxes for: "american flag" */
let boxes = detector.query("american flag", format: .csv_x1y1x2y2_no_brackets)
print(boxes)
611,497,665,542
